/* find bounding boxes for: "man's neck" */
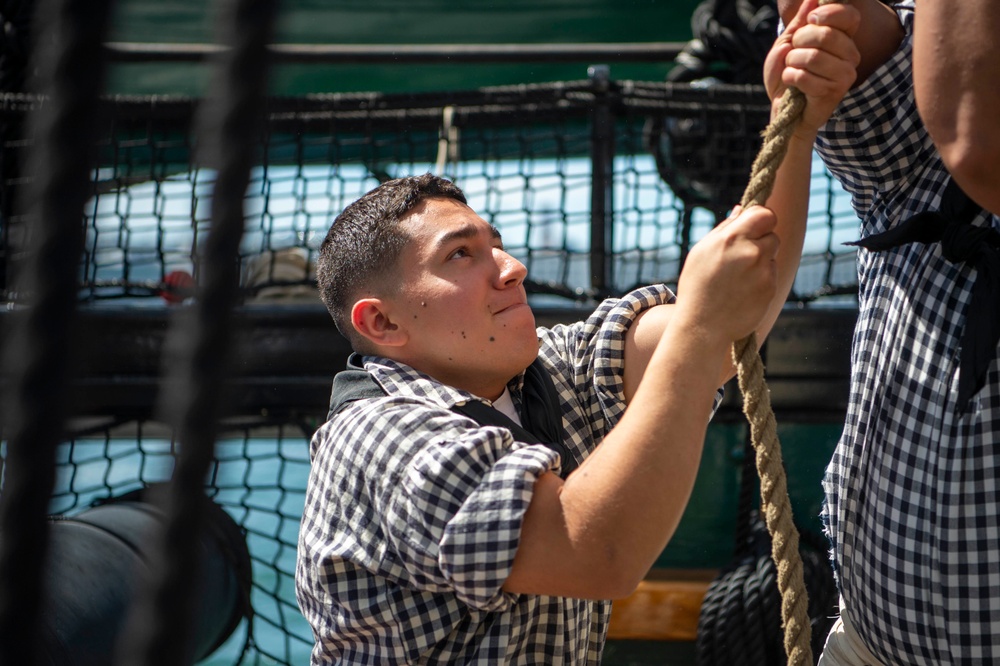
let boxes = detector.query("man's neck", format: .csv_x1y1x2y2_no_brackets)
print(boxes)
367,350,519,402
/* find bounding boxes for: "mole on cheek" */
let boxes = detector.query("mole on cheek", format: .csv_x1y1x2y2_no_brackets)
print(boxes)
489,337,495,342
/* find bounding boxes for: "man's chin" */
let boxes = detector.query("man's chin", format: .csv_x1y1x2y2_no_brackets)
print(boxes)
514,341,541,372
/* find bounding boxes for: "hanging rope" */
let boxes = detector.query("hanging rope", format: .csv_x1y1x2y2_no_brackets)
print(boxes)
0,0,112,662
696,393,837,665
731,1,842,663
112,0,277,663
0,0,36,294
735,95,812,666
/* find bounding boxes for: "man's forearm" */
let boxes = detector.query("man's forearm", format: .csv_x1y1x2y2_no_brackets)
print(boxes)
530,315,731,598
752,132,814,352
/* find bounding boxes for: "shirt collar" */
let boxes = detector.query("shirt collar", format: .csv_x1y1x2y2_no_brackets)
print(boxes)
359,355,526,410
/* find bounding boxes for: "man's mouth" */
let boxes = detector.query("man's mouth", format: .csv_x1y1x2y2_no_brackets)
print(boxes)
493,302,526,315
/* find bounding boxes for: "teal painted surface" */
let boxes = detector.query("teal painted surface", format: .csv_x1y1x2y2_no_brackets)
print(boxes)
106,0,701,95
656,421,841,569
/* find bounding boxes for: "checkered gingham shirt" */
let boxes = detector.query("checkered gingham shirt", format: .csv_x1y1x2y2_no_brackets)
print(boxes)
815,3,1000,663
296,285,721,664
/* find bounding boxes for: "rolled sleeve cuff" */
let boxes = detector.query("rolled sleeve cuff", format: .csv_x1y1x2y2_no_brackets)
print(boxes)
592,285,723,423
592,285,672,425
437,443,558,611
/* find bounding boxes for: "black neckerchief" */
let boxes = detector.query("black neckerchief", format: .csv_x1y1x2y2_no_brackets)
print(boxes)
328,354,577,478
847,177,998,407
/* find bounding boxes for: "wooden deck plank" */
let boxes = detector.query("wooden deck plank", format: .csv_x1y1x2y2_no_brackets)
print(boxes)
608,569,716,641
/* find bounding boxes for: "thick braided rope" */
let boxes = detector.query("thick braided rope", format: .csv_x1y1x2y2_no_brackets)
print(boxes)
733,22,824,664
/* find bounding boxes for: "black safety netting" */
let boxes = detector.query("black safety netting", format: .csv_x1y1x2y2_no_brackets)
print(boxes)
1,81,860,308
16,417,316,665
1,79,860,664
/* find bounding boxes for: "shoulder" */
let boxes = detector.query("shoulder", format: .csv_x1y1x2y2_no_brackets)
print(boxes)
312,396,463,463
538,285,675,350
319,394,470,439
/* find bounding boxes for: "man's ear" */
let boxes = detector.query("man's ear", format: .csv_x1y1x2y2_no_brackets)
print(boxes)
351,298,408,348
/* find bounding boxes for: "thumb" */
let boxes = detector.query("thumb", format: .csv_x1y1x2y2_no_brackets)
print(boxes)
714,205,743,229
726,205,777,239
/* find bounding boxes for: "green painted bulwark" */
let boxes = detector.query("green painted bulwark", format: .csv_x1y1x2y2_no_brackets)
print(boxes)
659,422,839,570
105,0,702,95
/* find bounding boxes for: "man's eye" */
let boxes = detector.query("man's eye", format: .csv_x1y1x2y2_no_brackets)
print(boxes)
449,247,470,259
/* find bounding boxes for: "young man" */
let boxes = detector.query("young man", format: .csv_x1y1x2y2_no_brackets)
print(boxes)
770,1,1000,663
295,1,858,661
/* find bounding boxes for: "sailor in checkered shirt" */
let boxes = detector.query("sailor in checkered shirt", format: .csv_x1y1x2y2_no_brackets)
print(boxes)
293,16,857,661
775,0,1000,663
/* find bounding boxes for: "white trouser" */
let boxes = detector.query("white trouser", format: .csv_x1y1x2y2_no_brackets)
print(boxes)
817,600,886,666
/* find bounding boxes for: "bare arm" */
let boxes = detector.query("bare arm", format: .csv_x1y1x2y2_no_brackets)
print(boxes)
502,0,861,601
914,1,1000,214
623,0,862,397
507,210,780,599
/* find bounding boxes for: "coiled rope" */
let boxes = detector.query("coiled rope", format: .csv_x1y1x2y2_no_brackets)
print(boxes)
731,1,843,662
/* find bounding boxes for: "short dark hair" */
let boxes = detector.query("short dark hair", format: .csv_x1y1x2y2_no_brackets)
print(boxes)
316,174,468,351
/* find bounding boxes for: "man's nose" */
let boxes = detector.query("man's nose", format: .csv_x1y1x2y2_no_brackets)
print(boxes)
495,248,527,287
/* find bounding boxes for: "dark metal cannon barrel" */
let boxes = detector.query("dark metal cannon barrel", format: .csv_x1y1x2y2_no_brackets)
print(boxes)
35,486,252,665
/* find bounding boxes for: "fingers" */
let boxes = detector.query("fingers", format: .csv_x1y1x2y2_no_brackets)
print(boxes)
774,1,861,133
713,207,779,267
785,11,861,82
702,206,780,289
783,40,859,96
727,208,779,293
763,0,820,101
712,204,743,230
764,0,859,105
675,206,780,341
808,1,861,38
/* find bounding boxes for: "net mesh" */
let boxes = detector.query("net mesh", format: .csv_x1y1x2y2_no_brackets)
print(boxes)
0,79,859,664
2,81,860,306
39,418,315,665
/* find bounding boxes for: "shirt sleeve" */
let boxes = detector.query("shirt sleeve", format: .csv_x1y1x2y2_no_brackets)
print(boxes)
537,284,724,454
368,401,559,611
814,4,931,231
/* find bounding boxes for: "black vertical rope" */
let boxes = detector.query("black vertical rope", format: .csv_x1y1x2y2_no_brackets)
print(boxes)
1,0,36,295
113,0,277,664
0,0,113,662
0,0,34,92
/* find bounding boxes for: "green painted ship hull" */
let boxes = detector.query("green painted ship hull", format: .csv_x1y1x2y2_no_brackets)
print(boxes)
107,0,703,95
